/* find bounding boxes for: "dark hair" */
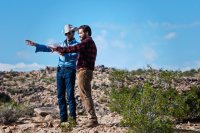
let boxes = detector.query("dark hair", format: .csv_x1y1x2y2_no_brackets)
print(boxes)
79,25,92,36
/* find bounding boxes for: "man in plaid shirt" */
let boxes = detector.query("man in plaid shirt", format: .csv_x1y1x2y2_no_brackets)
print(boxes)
50,25,98,128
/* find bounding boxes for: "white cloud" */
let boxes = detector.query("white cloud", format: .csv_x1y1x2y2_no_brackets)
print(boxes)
93,30,109,51
143,47,157,62
94,28,129,50
0,62,46,71
164,32,176,40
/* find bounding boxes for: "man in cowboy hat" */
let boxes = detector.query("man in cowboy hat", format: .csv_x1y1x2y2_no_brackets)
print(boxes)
25,24,78,124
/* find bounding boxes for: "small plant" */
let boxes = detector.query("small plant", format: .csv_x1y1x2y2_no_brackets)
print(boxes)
18,77,26,83
9,70,18,77
6,88,19,95
42,77,55,85
0,92,12,104
0,102,34,125
60,117,76,132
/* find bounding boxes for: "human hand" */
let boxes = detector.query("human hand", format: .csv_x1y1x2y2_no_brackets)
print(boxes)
25,40,36,46
48,46,64,55
48,45,57,52
56,46,65,55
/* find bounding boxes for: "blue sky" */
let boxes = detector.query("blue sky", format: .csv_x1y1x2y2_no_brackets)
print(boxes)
0,0,200,71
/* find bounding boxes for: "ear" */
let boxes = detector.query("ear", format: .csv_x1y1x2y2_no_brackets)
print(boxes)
85,31,89,36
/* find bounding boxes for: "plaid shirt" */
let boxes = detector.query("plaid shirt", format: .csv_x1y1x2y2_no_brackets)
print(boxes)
58,37,97,70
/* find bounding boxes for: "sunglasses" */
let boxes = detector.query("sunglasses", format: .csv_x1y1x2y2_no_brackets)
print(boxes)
65,32,72,36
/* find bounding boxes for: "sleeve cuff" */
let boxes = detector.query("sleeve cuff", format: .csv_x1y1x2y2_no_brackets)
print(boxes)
35,43,39,53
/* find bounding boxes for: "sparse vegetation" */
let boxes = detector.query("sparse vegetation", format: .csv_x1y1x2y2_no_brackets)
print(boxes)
42,77,55,85
0,102,34,125
60,117,77,132
109,67,200,133
0,92,12,104
181,86,200,119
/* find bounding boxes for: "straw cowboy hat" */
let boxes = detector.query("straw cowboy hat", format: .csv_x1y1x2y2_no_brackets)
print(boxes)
64,24,78,34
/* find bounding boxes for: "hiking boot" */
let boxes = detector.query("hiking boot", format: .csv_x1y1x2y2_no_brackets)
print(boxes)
84,120,98,128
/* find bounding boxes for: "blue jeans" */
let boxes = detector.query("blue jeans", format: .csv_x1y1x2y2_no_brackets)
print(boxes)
56,67,76,122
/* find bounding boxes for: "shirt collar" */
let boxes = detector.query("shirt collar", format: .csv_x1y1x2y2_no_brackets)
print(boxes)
65,38,77,45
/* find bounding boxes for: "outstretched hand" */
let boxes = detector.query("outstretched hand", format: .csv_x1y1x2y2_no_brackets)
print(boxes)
25,40,36,46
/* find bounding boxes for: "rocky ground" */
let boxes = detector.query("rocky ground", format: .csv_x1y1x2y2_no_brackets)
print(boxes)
0,66,200,133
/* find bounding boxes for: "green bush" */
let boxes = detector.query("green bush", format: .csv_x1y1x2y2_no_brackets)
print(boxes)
110,69,129,82
109,84,188,133
181,86,200,119
181,69,198,77
6,88,19,95
109,67,200,132
0,92,12,104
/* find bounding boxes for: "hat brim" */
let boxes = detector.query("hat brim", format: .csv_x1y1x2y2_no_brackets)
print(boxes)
72,27,78,32
64,27,78,34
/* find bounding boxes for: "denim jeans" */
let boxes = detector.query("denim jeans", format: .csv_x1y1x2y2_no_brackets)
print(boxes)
56,67,76,122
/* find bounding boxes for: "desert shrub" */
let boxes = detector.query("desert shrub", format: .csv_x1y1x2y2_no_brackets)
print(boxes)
9,70,18,77
159,70,179,84
18,77,26,83
109,83,188,133
181,69,198,77
110,69,129,82
109,87,132,114
42,77,55,85
131,68,146,75
0,102,34,125
6,88,19,95
109,67,196,133
181,86,200,119
0,92,12,104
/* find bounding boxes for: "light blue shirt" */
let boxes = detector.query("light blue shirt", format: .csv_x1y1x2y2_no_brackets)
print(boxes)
35,39,79,69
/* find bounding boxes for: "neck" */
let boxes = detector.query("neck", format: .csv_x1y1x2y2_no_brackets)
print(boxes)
67,38,74,42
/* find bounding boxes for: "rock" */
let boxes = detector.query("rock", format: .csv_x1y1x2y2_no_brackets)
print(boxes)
52,120,60,128
32,116,44,122
36,129,46,133
34,107,56,117
44,114,53,122
18,123,38,129
0,128,5,133
4,127,11,133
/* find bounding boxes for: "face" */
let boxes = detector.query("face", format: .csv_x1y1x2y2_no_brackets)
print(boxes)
78,29,86,41
65,31,74,41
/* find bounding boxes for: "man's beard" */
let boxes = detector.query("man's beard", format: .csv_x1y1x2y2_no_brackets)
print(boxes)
81,35,86,41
